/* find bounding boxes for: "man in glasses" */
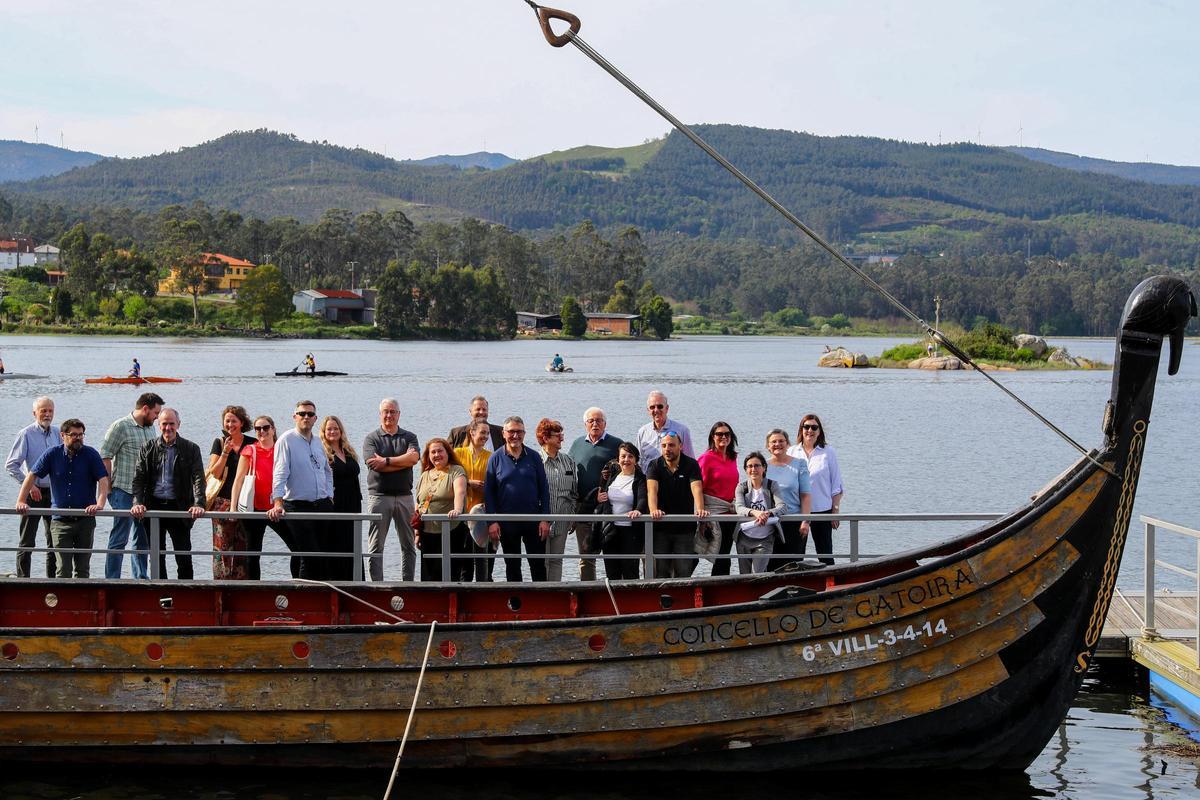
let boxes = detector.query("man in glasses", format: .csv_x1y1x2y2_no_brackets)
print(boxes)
268,400,334,579
635,390,694,471
6,396,61,577
484,416,551,582
130,408,206,579
15,418,109,578
567,406,624,581
363,397,421,581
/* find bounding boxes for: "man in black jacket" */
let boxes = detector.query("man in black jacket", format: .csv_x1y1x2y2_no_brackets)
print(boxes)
131,408,206,579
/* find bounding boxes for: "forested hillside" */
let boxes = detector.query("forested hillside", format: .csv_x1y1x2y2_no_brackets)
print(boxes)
1008,147,1200,187
8,127,1200,267
0,141,105,182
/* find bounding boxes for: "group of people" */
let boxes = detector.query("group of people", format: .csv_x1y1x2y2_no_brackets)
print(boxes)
5,389,844,582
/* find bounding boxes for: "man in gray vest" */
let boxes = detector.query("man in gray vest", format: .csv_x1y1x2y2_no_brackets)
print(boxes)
5,396,61,577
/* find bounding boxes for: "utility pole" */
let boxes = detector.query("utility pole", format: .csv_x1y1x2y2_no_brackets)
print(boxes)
347,261,358,291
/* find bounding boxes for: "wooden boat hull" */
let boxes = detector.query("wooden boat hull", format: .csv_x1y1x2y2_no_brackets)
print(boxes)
0,276,1194,771
83,376,182,384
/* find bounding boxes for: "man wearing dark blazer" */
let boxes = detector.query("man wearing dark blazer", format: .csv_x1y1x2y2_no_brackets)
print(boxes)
448,395,504,450
131,407,206,579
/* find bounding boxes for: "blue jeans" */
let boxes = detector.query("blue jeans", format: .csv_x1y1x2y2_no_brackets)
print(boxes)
106,488,149,579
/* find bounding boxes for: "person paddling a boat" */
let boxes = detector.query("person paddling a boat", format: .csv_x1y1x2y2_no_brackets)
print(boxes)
303,353,316,376
550,353,565,372
129,358,141,379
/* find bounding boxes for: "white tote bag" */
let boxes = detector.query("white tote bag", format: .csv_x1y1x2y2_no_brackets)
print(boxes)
235,448,257,512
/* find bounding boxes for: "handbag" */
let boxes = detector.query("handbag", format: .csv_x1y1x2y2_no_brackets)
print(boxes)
235,448,256,512
694,521,720,559
204,468,225,510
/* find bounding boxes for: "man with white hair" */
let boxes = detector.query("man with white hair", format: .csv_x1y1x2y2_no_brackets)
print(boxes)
635,390,694,472
130,408,206,579
5,396,61,577
567,407,624,581
363,397,420,581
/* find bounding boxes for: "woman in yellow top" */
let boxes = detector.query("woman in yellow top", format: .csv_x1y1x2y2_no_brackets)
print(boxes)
415,438,469,582
453,420,495,582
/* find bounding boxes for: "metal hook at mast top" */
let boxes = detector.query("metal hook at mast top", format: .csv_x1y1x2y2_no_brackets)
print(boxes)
525,1,581,47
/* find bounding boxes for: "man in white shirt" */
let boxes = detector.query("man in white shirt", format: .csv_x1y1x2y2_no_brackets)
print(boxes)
268,400,334,580
635,390,694,472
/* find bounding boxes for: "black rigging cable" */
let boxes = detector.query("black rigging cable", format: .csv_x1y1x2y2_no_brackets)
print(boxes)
522,1,1115,475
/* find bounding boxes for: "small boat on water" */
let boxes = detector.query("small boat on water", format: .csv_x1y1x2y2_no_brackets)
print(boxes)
545,362,573,373
0,276,1192,772
0,373,44,380
274,370,348,377
83,376,183,385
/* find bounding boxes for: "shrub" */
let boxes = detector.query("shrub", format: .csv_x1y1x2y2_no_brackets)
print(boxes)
881,343,927,361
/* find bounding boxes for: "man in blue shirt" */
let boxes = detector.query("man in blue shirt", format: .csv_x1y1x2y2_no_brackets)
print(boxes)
15,418,110,578
5,396,61,577
268,399,334,580
484,416,551,582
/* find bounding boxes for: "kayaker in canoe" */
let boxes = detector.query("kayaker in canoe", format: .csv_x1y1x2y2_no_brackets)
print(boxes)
304,353,316,376
550,353,564,372
129,358,141,379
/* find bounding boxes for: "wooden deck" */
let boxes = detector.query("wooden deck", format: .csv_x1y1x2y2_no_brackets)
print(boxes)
1098,590,1197,658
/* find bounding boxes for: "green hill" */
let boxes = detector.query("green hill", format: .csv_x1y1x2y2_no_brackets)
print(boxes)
6,126,1200,265
0,140,105,182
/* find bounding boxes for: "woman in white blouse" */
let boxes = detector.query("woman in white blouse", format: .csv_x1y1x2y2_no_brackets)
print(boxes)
787,414,844,566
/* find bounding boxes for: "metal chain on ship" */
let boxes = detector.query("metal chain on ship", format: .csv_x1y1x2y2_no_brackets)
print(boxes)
521,1,1116,477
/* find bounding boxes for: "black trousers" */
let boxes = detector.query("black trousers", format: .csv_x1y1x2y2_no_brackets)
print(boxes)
241,517,292,580
770,519,807,571
499,522,546,582
16,491,53,578
283,498,333,579
601,523,642,580
147,497,194,579
800,510,835,566
419,522,473,582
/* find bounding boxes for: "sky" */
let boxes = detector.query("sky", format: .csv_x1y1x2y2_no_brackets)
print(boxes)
2,0,1198,166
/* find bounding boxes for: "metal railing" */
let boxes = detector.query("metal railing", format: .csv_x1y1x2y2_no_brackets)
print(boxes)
0,507,1006,582
1140,514,1200,668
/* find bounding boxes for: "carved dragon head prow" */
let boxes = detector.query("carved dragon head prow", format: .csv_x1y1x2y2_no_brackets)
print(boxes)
1119,276,1197,375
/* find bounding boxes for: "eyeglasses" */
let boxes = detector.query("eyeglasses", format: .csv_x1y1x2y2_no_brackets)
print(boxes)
295,411,317,418
254,425,272,431
802,424,821,431
659,430,680,442
381,409,399,416
64,432,85,440
504,429,525,436
648,404,665,410
745,463,765,469
714,431,732,438
585,418,604,425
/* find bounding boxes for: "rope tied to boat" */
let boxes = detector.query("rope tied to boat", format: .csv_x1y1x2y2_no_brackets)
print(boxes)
521,2,1117,478
383,619,438,800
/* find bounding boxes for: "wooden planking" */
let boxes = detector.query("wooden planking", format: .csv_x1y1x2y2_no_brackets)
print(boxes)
0,651,1012,753
1132,638,1200,695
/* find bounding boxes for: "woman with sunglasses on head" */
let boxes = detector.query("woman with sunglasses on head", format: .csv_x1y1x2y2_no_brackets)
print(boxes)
787,414,843,566
764,429,812,570
320,415,362,581
207,405,255,579
697,421,739,576
230,416,292,579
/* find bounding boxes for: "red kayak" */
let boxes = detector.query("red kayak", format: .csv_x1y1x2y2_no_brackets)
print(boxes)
83,376,183,385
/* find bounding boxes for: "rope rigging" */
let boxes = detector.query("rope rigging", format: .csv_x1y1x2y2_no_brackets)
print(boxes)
522,1,1114,475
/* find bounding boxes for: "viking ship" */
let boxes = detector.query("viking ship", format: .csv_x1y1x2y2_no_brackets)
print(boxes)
0,275,1193,770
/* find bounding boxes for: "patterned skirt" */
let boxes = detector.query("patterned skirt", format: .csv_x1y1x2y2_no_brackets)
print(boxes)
211,496,248,580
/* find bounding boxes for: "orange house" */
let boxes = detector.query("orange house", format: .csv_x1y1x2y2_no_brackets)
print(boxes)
158,252,256,294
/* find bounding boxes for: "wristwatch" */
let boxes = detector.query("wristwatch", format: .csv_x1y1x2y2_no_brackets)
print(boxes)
385,456,391,467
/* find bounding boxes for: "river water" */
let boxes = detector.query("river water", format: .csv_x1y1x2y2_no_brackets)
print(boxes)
1,333,1196,585
1,333,1198,797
